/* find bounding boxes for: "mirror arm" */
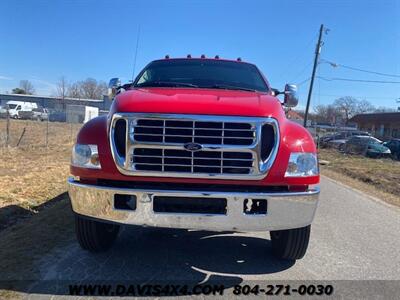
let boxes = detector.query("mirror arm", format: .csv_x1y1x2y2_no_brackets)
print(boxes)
271,88,284,96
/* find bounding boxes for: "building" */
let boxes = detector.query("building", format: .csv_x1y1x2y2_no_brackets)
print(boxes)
350,112,400,140
0,93,112,111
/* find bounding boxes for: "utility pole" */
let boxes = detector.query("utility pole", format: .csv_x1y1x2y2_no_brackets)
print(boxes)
304,24,325,127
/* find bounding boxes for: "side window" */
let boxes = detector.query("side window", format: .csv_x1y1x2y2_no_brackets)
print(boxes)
137,70,151,84
16,105,21,111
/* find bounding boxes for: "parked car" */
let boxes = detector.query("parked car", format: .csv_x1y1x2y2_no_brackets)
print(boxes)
343,136,391,158
0,105,7,118
319,133,343,148
33,107,49,121
383,139,400,160
319,131,370,148
18,107,49,121
327,138,347,150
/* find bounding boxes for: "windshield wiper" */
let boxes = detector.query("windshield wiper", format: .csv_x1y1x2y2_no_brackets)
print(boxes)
135,81,198,88
208,84,256,92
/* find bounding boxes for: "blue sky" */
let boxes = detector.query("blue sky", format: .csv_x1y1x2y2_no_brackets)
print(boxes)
0,0,399,110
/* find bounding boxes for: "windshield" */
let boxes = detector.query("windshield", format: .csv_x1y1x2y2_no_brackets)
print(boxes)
7,104,17,109
368,137,383,145
134,59,269,92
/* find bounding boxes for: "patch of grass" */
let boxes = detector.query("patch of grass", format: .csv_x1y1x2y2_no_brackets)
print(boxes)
0,119,81,227
319,149,400,207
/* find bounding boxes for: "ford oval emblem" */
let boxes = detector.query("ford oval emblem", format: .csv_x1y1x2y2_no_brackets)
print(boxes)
184,142,203,152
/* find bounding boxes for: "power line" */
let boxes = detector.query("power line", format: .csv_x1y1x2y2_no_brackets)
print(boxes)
317,76,400,84
320,59,400,78
290,61,313,83
275,33,318,80
316,93,399,100
296,77,311,86
131,25,141,81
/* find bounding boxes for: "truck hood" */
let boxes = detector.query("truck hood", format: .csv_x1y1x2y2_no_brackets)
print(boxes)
111,88,285,118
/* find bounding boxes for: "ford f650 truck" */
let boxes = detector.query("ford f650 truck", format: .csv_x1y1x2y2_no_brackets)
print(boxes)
68,57,320,260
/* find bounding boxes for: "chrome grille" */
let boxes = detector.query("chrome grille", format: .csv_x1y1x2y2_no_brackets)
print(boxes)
110,113,279,180
133,119,255,145
133,148,254,174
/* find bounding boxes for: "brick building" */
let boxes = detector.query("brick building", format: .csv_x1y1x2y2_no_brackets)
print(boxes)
350,112,400,140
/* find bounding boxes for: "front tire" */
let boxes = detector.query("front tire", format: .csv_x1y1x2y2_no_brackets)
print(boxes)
75,214,120,252
270,225,311,260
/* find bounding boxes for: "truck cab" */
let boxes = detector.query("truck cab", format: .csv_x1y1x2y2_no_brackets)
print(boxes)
68,57,320,260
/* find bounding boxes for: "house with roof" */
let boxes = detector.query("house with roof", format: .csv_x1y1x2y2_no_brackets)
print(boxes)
349,112,400,140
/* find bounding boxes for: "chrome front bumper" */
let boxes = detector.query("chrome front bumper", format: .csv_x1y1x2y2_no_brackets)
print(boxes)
67,177,319,232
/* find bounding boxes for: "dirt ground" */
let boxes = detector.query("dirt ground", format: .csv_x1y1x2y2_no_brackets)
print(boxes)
318,148,400,207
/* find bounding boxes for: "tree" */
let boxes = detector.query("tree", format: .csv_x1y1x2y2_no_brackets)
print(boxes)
12,87,26,94
357,99,375,114
66,78,107,99
67,82,81,98
374,106,397,113
313,104,341,124
19,80,35,94
333,96,358,124
56,76,68,110
56,76,68,99
78,78,107,99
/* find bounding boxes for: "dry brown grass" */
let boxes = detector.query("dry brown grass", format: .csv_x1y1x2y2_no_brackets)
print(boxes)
319,148,400,207
0,119,81,228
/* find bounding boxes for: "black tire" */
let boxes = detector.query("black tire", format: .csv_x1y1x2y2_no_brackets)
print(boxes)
270,225,311,260
75,214,120,252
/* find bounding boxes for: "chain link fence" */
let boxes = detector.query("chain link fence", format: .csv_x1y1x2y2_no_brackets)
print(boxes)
0,113,83,149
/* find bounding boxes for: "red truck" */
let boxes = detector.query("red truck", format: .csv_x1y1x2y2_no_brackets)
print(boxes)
68,57,319,260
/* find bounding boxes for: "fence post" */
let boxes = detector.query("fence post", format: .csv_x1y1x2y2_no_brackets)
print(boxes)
46,118,49,147
17,128,26,147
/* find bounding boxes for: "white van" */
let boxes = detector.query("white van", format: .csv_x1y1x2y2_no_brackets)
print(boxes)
5,101,38,119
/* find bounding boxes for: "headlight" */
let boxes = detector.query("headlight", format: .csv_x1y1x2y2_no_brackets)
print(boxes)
71,144,101,169
285,153,318,177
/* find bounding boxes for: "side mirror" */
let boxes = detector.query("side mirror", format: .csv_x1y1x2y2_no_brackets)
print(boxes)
283,84,299,108
108,78,121,99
